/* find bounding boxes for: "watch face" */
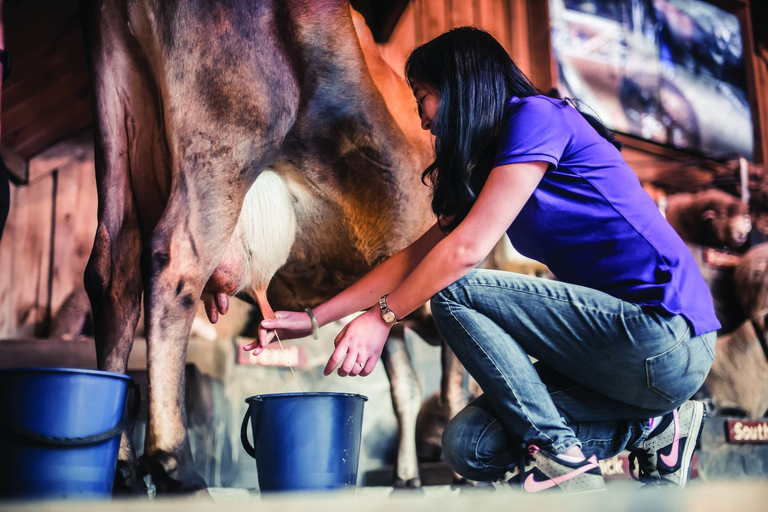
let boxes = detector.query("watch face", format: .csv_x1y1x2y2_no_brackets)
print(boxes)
383,311,397,323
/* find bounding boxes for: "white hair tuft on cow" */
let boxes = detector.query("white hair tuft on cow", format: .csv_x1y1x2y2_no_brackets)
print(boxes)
232,170,297,306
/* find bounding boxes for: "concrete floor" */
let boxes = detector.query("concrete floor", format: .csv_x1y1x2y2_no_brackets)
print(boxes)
2,480,768,512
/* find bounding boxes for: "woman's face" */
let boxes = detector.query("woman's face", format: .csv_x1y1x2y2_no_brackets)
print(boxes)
413,84,440,134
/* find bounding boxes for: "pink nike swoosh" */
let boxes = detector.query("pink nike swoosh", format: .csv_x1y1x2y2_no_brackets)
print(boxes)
660,409,680,467
523,456,600,492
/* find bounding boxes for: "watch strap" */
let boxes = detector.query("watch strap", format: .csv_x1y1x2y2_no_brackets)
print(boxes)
379,295,400,324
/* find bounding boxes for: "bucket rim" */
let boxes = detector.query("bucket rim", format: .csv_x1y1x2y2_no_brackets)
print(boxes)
245,392,368,403
0,366,133,382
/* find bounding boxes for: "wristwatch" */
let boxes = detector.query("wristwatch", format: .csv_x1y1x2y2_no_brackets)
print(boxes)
378,295,399,325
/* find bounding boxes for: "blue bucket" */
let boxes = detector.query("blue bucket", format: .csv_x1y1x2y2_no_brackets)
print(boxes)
0,367,139,500
241,392,367,492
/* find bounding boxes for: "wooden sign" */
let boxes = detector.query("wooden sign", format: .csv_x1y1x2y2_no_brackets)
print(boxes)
599,453,699,480
237,341,307,368
726,419,768,444
704,248,743,268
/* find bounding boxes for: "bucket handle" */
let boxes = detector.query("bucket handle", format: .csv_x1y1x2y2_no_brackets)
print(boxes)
240,404,256,459
0,379,141,446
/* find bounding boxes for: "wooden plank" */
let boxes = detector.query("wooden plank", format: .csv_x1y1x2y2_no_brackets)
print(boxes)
0,173,54,338
378,1,418,78
49,140,97,322
3,0,80,45
10,98,92,160
416,0,449,43
26,130,90,182
526,0,554,92
449,0,475,27
0,144,28,184
0,181,19,337
508,0,531,75
3,64,90,134
757,49,768,165
2,40,87,111
1,21,84,118
476,0,508,49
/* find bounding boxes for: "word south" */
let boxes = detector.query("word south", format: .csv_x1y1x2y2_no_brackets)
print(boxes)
732,421,768,442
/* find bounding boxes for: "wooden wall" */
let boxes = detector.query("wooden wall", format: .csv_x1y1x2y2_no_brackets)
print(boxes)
377,0,552,92
1,0,767,339
0,132,97,338
1,0,92,161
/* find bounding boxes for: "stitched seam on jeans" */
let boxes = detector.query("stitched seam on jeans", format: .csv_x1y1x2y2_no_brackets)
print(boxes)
581,431,632,446
549,384,582,396
450,281,623,317
475,419,506,469
445,301,560,449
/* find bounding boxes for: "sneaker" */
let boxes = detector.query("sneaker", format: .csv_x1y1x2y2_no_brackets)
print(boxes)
629,400,705,488
515,445,606,493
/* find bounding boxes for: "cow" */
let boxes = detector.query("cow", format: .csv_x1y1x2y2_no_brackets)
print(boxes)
705,243,768,418
80,0,448,493
705,310,768,418
665,189,752,251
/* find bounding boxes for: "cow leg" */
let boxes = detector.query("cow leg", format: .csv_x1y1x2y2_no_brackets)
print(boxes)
141,198,229,493
381,325,422,488
440,343,468,425
84,163,145,495
82,60,148,498
141,136,284,492
85,213,145,495
404,308,473,483
81,0,172,494
440,342,476,484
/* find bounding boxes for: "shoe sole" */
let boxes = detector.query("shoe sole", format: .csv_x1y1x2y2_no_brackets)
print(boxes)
678,401,705,489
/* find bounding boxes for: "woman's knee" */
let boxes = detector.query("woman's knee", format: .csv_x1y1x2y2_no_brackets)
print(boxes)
441,408,512,482
430,271,479,315
441,417,474,475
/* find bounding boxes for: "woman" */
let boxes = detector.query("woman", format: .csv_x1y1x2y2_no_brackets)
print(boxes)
245,27,718,492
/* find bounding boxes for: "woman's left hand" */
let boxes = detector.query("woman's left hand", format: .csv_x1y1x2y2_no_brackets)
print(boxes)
325,308,391,377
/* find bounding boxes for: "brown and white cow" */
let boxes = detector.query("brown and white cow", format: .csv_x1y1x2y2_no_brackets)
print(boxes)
80,0,457,493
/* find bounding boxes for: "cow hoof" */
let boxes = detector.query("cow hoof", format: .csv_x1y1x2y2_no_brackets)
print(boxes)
451,479,493,491
390,484,424,496
149,451,207,494
112,459,149,496
451,476,471,486
392,477,422,489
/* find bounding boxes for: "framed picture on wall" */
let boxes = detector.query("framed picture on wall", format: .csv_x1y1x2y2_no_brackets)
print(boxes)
549,0,756,161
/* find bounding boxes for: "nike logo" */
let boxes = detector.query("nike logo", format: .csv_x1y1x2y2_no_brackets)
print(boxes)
523,456,600,492
659,409,680,467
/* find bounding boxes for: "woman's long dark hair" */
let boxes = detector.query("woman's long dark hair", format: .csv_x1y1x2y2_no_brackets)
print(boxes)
405,27,621,231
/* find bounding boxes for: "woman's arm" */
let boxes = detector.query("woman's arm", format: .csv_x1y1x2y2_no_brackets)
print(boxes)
313,220,447,326
247,219,446,352
324,160,548,376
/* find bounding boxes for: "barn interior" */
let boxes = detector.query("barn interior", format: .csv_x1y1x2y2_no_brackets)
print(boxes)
1,0,768,509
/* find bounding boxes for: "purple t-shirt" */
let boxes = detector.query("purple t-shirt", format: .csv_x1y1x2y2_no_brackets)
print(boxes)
493,95,719,336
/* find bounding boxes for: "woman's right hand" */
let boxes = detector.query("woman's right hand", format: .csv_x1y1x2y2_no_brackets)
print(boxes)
242,311,315,356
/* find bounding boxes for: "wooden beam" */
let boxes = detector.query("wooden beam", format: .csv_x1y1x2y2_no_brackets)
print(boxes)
526,0,553,92
738,4,768,164
0,143,27,184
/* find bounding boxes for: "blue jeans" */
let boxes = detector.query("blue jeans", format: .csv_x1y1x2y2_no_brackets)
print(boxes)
431,269,716,481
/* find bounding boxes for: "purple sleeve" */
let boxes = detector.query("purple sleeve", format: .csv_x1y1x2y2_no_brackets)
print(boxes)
493,97,570,169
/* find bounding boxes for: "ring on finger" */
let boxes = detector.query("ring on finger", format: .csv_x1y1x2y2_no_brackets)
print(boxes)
357,362,364,369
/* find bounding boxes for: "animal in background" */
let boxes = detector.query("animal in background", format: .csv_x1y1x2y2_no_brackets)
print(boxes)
705,310,768,418
734,243,768,315
705,243,768,417
665,189,751,250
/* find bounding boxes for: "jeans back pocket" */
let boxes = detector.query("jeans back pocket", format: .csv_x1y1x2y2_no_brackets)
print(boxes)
645,331,715,405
